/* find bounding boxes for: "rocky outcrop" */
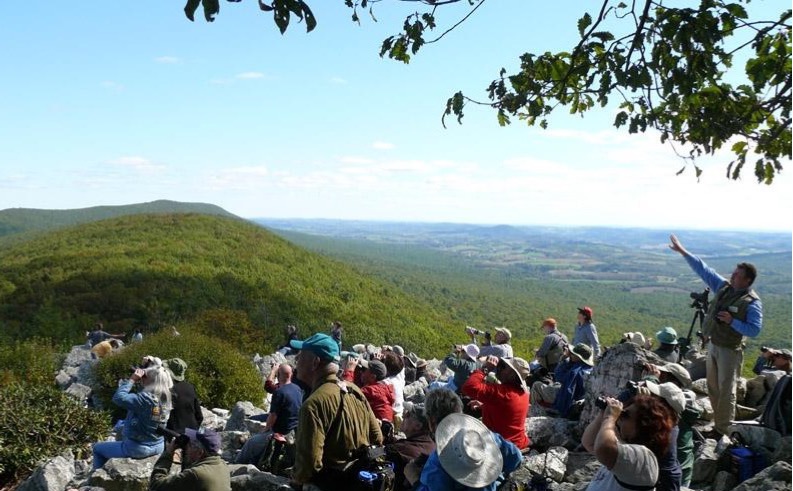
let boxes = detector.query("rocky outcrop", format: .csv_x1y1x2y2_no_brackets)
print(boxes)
88,456,159,491
225,402,266,432
731,461,792,491
16,452,75,491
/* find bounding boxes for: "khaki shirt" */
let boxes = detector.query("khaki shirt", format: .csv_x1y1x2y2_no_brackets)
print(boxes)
293,373,383,484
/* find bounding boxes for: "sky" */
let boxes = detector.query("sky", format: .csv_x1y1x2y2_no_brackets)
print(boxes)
2,1,791,232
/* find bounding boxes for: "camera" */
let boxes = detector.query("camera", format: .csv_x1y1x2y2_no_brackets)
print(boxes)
157,426,190,448
689,288,710,310
595,396,608,410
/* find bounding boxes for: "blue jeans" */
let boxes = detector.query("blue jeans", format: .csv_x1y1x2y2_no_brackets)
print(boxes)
92,438,164,469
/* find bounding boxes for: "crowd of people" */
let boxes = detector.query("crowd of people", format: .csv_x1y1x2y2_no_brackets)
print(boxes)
84,235,790,491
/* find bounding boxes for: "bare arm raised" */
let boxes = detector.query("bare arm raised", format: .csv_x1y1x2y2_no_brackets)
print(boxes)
668,234,690,257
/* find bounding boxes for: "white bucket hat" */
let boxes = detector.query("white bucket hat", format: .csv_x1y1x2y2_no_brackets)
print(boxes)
435,413,503,488
464,344,480,360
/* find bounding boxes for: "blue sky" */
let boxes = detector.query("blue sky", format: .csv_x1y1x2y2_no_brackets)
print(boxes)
1,1,790,232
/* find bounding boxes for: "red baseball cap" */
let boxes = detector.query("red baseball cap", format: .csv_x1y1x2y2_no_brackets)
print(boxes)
578,306,593,317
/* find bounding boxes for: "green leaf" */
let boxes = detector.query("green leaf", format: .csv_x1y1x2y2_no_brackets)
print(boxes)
578,13,592,37
184,0,200,21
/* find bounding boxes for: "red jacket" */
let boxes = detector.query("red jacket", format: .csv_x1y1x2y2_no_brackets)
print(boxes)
462,370,530,449
362,381,396,421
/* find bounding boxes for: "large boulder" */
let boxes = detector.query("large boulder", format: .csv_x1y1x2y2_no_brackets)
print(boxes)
65,383,93,405
17,452,76,491
562,452,600,486
578,343,649,427
63,345,93,369
225,402,265,432
727,423,785,462
731,461,792,491
230,469,290,491
691,439,720,484
712,470,737,491
89,456,159,491
523,447,568,483
527,417,579,449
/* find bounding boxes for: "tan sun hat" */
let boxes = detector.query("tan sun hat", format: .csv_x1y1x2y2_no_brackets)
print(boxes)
657,363,692,389
435,413,503,488
494,327,512,341
644,381,686,414
501,357,531,392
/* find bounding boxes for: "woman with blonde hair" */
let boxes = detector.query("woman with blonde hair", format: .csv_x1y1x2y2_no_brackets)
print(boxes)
92,361,173,469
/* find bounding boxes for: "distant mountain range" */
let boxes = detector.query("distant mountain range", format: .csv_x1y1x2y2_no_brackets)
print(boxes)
0,200,238,238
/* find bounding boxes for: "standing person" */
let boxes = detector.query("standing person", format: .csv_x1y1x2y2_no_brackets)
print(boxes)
461,356,531,449
163,358,203,434
572,306,600,360
149,428,230,491
288,333,383,490
669,234,763,436
330,321,343,350
132,329,144,343
92,364,173,469
534,318,569,372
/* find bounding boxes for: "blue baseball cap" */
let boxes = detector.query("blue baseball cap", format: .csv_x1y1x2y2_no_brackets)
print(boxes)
290,333,341,362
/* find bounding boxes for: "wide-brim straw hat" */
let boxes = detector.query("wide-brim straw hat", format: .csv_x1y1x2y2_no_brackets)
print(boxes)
502,357,531,392
435,413,503,488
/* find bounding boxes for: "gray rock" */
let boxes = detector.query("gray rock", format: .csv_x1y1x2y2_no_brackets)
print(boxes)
230,470,290,491
221,431,249,462
65,383,92,404
735,377,747,405
17,452,76,491
213,408,230,417
527,417,578,449
244,419,267,434
56,370,74,389
732,461,792,491
770,435,791,465
698,396,714,421
691,378,709,396
524,447,568,482
227,464,259,477
63,345,93,368
89,456,159,491
712,470,736,491
562,452,600,484
692,439,719,484
403,378,428,401
578,343,651,427
225,402,265,432
734,404,759,421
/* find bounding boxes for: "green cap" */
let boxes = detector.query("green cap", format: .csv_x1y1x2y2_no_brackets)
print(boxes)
656,326,679,345
290,333,341,362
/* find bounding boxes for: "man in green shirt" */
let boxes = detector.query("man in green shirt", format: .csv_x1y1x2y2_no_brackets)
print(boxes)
149,428,230,491
289,333,383,490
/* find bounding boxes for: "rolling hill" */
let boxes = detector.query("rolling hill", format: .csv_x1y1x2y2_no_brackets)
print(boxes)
0,213,459,355
0,200,237,239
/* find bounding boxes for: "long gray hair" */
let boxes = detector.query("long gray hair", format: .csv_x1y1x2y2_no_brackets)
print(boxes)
142,365,173,408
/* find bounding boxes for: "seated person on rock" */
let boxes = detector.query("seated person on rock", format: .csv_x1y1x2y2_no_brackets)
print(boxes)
442,343,480,393
653,327,681,363
385,403,435,491
405,388,523,491
93,360,172,469
91,338,123,359
358,359,396,423
461,355,531,450
468,326,514,359
533,318,568,374
582,385,678,491
236,363,303,465
86,323,125,348
530,343,594,418
150,428,230,491
746,347,792,408
382,350,407,433
642,363,700,489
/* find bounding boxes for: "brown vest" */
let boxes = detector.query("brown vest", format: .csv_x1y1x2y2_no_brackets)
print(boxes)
703,283,759,349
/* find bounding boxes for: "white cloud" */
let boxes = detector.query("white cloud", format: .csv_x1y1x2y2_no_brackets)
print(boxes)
338,156,375,165
372,141,395,150
108,156,165,174
154,56,181,64
204,166,270,190
329,76,347,84
236,72,266,80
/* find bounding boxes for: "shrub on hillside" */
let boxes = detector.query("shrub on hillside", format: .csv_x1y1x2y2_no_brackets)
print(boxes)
0,338,59,386
93,329,265,416
0,383,109,486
